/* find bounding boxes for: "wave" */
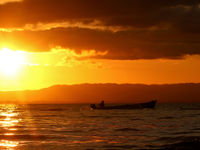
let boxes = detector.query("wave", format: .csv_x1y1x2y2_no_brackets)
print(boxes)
180,107,200,110
158,116,175,120
115,127,140,132
41,108,66,111
192,128,200,131
160,137,200,150
0,134,49,140
158,136,200,143
102,144,137,149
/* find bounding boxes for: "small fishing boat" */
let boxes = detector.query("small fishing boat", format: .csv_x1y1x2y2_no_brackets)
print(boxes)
90,100,157,110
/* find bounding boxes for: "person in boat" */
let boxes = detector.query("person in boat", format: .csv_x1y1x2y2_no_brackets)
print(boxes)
90,104,96,109
99,100,104,108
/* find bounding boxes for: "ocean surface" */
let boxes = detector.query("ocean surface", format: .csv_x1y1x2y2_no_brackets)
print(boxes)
0,103,200,150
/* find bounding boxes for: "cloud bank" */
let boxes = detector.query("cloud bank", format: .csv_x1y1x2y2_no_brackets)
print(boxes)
0,0,200,59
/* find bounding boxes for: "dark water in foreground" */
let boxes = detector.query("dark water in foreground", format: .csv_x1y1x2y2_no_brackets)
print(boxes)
0,103,200,150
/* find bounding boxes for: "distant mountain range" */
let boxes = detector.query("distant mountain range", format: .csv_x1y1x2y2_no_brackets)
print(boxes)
0,83,200,103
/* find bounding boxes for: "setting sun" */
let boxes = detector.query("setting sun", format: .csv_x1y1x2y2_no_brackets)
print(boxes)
0,0,200,149
0,48,25,76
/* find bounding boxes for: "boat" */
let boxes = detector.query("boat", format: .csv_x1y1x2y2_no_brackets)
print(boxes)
90,100,157,110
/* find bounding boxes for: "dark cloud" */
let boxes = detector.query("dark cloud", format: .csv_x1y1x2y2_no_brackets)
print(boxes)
0,0,199,29
1,27,200,59
0,0,200,59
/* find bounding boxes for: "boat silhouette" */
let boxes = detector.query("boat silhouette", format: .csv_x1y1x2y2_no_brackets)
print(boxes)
90,100,157,110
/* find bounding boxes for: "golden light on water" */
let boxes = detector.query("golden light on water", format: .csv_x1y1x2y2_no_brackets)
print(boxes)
0,112,19,127
0,105,19,149
1,112,17,117
0,140,19,148
4,133,15,136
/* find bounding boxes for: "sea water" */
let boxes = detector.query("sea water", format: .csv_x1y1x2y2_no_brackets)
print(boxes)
0,103,200,150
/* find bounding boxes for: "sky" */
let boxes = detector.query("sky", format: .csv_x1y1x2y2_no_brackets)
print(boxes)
0,0,200,91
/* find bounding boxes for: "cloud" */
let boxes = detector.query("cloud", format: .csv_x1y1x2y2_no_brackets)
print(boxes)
1,27,200,60
0,0,22,5
0,0,200,59
0,0,199,30
17,47,104,68
0,20,126,33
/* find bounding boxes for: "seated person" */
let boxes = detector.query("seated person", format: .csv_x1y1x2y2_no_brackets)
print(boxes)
99,100,104,108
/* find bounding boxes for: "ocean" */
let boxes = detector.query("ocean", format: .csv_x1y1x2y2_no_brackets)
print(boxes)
0,103,200,150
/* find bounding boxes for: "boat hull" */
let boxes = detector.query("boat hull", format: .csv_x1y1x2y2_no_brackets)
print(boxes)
91,100,157,110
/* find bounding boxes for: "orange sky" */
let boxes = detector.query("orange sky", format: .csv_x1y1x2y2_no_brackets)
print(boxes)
0,0,200,91
0,47,200,91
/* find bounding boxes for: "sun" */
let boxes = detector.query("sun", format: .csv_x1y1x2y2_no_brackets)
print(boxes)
0,48,26,76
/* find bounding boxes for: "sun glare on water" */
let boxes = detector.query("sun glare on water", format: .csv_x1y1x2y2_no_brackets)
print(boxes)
0,48,26,76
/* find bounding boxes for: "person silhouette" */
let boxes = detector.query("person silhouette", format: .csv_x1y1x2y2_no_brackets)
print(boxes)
99,100,104,108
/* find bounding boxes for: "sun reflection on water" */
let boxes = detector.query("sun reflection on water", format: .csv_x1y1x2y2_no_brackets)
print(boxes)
0,140,19,149
0,105,19,149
